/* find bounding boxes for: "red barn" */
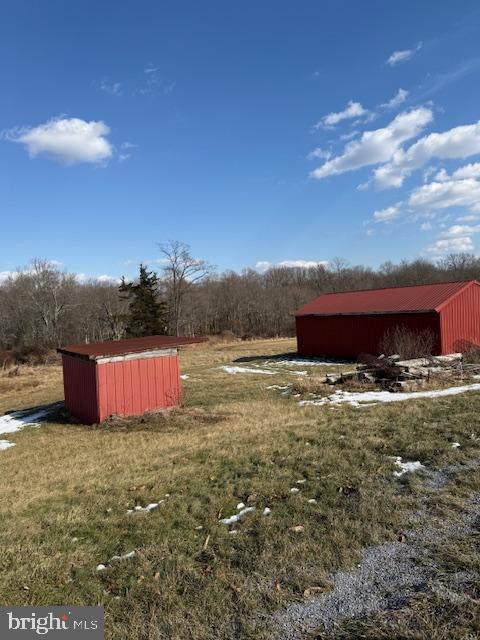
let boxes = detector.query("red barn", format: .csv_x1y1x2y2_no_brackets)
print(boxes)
57,335,204,424
295,280,480,359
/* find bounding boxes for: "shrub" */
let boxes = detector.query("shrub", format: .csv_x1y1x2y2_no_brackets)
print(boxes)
463,346,480,364
0,350,15,370
0,345,58,367
379,325,436,359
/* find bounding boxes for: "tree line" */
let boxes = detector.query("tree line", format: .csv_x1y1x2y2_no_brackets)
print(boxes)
2,242,480,352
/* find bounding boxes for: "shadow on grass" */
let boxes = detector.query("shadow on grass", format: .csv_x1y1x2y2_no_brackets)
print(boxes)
95,406,228,434
4,401,81,425
6,400,228,434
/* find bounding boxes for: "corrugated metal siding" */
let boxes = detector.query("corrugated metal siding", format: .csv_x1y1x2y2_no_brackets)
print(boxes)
96,354,180,422
296,313,441,358
439,282,480,353
61,355,99,424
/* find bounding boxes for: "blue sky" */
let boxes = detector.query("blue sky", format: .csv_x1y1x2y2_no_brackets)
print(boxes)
1,0,480,281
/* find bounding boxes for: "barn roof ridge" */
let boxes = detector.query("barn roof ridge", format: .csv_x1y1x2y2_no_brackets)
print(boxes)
310,279,477,297
295,280,479,317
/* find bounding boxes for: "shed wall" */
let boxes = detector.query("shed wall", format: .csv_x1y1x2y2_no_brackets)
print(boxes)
61,355,99,424
439,282,480,353
296,312,441,358
96,353,180,422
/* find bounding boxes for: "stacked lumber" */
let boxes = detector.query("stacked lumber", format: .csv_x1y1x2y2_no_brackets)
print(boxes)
323,353,480,392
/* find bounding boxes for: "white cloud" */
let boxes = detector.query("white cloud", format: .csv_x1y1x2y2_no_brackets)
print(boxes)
100,79,122,96
420,221,432,230
381,88,409,109
357,180,370,191
96,274,121,284
436,161,480,182
386,43,422,67
458,214,480,222
4,117,113,165
0,260,64,284
311,107,432,180
374,120,480,189
255,260,328,271
426,236,474,254
417,58,480,100
313,101,368,130
0,271,14,284
340,130,360,141
279,260,328,268
373,205,400,222
441,224,480,237
408,178,480,212
117,141,137,163
307,147,331,160
75,273,121,284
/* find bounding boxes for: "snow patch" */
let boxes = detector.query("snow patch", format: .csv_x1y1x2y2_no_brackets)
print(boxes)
298,383,480,408
220,365,276,376
0,406,54,436
290,487,300,494
264,357,347,367
392,456,425,477
96,551,135,571
263,507,272,516
110,551,136,562
0,405,57,451
266,384,292,396
451,442,461,449
219,506,255,525
180,374,189,380
96,550,136,571
127,501,163,514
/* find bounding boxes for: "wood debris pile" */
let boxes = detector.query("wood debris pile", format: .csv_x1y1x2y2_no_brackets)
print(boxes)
323,353,480,392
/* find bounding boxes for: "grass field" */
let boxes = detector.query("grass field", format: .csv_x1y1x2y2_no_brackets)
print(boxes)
0,338,479,639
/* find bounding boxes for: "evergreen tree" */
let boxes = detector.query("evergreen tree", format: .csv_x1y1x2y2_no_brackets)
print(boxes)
119,264,167,337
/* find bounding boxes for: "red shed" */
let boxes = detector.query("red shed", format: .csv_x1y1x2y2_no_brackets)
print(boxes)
295,280,480,358
57,335,204,424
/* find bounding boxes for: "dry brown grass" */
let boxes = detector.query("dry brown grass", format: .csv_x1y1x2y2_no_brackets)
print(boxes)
0,338,479,639
0,365,63,414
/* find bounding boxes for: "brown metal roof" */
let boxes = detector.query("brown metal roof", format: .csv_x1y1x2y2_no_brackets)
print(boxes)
58,335,206,360
295,280,477,316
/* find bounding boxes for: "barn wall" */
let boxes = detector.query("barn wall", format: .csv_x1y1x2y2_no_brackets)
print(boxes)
439,282,480,353
296,312,441,358
61,355,99,424
96,353,181,422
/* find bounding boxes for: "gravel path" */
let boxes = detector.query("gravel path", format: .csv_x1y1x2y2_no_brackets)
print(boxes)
271,462,480,639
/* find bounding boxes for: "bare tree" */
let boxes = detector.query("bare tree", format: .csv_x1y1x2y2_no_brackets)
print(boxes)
2,251,480,351
159,241,214,335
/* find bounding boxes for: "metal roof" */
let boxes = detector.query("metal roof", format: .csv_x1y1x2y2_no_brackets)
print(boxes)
295,280,477,316
58,335,206,360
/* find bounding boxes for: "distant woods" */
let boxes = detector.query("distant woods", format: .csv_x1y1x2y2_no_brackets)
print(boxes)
2,247,480,351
